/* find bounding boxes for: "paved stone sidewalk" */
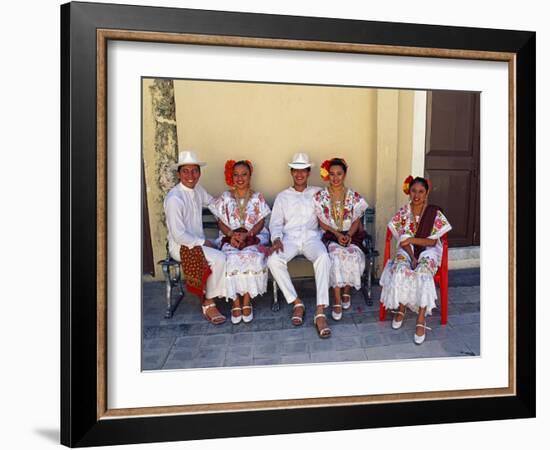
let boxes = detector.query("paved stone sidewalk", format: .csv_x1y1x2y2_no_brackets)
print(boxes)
142,269,480,370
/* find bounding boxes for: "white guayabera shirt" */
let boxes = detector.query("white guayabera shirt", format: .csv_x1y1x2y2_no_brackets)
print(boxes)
164,182,212,260
269,185,323,244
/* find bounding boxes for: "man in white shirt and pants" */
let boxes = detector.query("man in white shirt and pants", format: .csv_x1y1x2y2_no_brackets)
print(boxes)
164,151,226,325
267,153,332,338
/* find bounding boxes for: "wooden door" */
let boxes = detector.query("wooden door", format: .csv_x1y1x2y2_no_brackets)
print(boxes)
425,91,480,247
142,162,155,276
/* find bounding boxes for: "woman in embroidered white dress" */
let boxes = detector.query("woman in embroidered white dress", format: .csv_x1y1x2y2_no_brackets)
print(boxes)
313,158,368,324
379,176,452,344
209,160,271,324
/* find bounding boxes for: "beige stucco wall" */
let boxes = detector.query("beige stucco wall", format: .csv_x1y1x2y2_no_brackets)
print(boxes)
173,80,377,203
143,79,422,280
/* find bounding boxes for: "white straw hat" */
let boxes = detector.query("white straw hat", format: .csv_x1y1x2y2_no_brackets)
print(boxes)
288,152,314,169
173,150,207,169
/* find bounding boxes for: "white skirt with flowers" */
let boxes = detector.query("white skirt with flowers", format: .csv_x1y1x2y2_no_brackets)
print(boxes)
327,242,366,290
221,244,268,300
379,247,441,316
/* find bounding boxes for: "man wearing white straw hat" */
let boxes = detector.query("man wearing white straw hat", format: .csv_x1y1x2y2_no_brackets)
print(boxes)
267,153,332,338
164,150,227,325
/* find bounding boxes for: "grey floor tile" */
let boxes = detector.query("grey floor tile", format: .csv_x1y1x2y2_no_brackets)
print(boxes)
224,356,254,367
361,333,384,348
461,334,481,356
356,321,389,334
173,336,201,348
142,349,171,371
187,357,226,369
252,330,286,343
281,341,309,355
449,323,480,336
205,320,234,334
278,328,307,341
161,359,196,370
253,356,282,366
447,313,480,326
142,273,480,370
183,323,208,336
201,334,231,346
365,339,475,361
330,315,356,326
230,332,255,345
330,324,360,338
251,318,286,332
165,347,197,361
310,349,367,363
226,345,253,358
281,354,312,365
456,303,481,313
331,336,363,350
310,338,337,353
352,313,379,325
253,342,281,358
143,337,176,351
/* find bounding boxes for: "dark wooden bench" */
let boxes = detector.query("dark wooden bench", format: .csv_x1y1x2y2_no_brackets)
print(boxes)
158,207,379,318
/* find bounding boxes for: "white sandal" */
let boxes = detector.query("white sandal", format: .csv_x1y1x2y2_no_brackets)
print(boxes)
291,302,305,326
391,309,406,329
201,302,226,325
332,301,343,321
230,306,242,325
342,294,351,310
242,304,253,323
414,322,432,345
314,313,331,339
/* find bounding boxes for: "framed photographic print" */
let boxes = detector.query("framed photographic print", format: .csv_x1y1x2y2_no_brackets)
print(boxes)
61,1,535,447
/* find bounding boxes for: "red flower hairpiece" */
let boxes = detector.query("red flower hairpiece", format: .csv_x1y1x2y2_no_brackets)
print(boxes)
224,160,236,186
402,175,414,195
426,178,432,192
319,159,331,181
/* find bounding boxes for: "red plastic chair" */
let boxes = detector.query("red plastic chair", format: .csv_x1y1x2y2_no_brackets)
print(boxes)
379,228,449,325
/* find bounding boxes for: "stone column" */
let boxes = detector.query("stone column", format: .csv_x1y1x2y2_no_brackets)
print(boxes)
143,79,179,278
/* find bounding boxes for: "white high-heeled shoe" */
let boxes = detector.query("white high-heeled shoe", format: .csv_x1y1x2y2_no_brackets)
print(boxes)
230,306,242,325
242,304,253,323
332,302,343,321
342,294,351,310
414,322,432,345
391,310,406,329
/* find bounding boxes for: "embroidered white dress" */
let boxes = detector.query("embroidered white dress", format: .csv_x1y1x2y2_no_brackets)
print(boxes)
313,188,368,290
209,191,271,300
379,202,452,315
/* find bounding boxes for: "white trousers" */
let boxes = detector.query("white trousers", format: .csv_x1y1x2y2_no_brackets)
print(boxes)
267,237,330,306
172,246,226,299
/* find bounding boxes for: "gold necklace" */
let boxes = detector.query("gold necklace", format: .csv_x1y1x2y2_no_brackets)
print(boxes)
410,202,426,234
328,185,346,231
233,189,252,226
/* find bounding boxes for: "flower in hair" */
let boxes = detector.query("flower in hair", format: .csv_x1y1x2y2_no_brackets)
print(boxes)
402,175,414,195
224,160,236,186
320,159,331,181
